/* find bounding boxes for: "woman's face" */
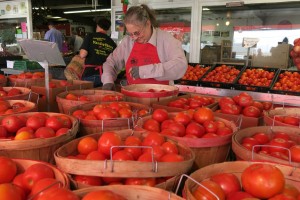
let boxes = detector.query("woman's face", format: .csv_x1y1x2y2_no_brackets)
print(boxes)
126,20,151,44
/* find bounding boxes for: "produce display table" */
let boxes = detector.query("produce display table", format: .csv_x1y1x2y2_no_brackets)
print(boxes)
175,85,300,107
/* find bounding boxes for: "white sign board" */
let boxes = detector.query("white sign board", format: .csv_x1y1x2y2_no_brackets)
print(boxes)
242,37,259,48
18,39,66,66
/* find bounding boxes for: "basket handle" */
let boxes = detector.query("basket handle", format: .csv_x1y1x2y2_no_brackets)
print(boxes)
101,118,131,132
108,145,158,173
28,91,40,105
234,115,243,130
27,180,62,200
175,174,220,200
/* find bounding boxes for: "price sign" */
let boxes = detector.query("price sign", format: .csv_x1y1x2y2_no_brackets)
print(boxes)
242,37,259,48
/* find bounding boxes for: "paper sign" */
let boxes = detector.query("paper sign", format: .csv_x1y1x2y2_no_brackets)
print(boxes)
242,37,259,48
21,22,27,32
111,31,119,39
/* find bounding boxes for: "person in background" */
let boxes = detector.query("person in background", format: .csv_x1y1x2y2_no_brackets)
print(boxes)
79,17,117,87
44,21,63,52
70,31,84,54
101,4,187,90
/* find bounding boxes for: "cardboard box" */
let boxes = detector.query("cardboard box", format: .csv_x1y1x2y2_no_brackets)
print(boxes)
31,79,93,112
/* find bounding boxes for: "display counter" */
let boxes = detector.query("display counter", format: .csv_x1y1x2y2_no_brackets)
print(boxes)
176,85,300,107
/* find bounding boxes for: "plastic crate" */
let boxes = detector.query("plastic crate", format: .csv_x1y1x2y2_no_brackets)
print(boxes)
199,64,245,89
269,69,300,96
13,59,43,70
175,63,211,86
233,66,280,92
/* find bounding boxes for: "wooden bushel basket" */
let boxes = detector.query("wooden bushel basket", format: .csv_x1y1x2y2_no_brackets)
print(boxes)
68,101,151,136
0,76,7,86
56,89,124,114
54,129,195,178
121,84,179,106
232,126,300,167
264,107,300,127
8,76,46,88
184,161,300,200
13,158,70,189
0,112,79,164
0,100,37,116
0,87,31,100
136,114,238,170
73,185,185,200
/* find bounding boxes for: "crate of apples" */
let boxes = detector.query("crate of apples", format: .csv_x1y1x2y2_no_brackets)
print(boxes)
201,64,242,88
271,70,300,94
236,66,278,91
232,126,300,167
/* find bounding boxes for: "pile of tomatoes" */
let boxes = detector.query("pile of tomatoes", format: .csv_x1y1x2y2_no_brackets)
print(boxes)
0,100,32,115
181,64,210,81
238,68,276,87
191,162,299,200
241,131,300,162
167,95,215,110
202,65,241,83
272,71,300,92
0,156,77,200
72,102,148,120
9,72,45,80
142,108,233,138
0,87,22,98
217,92,272,117
0,113,72,140
272,115,300,126
64,93,123,102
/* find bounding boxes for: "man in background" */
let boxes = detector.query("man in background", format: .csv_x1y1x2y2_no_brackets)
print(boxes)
44,21,63,52
70,31,83,54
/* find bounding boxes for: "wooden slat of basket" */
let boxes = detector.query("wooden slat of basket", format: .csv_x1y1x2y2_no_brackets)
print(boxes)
73,185,185,200
54,129,194,178
0,112,79,163
13,158,70,189
232,126,300,167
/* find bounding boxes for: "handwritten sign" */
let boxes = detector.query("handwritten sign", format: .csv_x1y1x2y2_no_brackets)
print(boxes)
242,37,259,48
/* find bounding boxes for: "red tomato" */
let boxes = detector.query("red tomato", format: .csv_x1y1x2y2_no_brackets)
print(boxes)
202,132,219,138
160,153,184,162
82,190,126,200
35,127,56,138
152,109,169,123
16,127,34,135
242,106,261,118
57,115,72,129
252,132,270,144
216,126,233,136
77,136,98,155
72,110,88,119
283,116,300,126
161,141,179,154
142,118,160,132
143,146,166,161
192,180,225,200
219,97,235,108
252,101,264,111
165,122,186,137
73,175,102,186
0,125,8,137
12,173,29,196
22,163,55,190
96,107,118,120
262,102,273,111
273,132,290,141
290,145,300,162
118,108,133,118
112,150,134,161
0,156,17,184
210,173,241,196
241,163,285,199
0,100,10,112
173,112,191,126
193,107,214,124
160,119,175,130
26,116,46,131
268,193,297,200
0,183,23,200
137,152,153,162
237,94,254,107
29,178,63,199
86,151,107,160
203,120,218,133
220,103,241,115
55,127,69,136
124,136,142,160
269,138,290,154
37,187,79,200
1,115,23,133
98,132,122,156
282,184,300,198
185,121,206,138
124,177,156,187
142,132,165,146
241,137,260,152
226,191,254,200
101,177,123,185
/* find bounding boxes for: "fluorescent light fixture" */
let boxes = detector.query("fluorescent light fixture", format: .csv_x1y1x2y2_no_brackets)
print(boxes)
51,16,62,19
202,8,210,11
64,8,111,14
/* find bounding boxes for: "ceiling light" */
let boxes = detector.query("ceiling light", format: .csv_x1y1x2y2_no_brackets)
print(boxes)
203,8,210,11
64,8,111,14
225,21,230,26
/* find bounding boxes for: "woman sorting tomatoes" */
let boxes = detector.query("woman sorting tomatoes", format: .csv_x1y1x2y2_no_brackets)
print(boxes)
101,4,188,90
